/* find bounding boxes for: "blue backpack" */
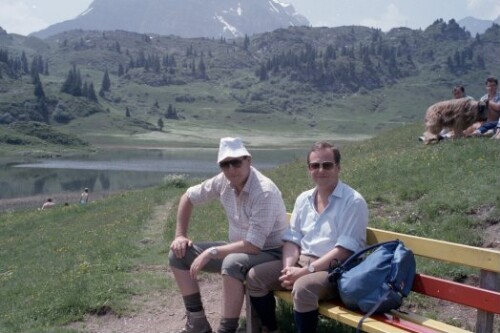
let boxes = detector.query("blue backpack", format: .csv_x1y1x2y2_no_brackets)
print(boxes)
328,240,416,332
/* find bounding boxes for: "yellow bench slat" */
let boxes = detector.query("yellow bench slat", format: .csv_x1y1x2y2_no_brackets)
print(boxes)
367,228,500,272
391,310,472,333
274,291,411,333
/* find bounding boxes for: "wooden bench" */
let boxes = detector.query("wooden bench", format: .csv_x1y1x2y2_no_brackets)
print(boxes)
246,224,500,333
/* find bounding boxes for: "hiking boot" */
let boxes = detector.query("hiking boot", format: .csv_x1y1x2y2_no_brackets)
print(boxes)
175,310,213,333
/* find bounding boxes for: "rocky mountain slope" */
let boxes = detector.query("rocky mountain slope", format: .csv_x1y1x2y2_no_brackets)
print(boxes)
31,0,309,39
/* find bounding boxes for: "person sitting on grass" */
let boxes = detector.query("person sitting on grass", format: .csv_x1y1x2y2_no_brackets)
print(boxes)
41,198,55,210
468,77,500,137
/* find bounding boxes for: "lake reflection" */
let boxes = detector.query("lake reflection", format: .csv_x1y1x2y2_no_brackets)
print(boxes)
1,148,306,200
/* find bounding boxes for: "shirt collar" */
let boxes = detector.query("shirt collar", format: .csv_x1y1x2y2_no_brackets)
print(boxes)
307,180,344,203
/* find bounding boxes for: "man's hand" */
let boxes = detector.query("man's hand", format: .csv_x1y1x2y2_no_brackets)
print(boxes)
279,266,306,290
170,236,192,258
189,249,211,279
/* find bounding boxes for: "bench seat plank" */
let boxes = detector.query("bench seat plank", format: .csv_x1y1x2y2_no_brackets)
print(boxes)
412,274,500,314
274,291,446,333
392,311,472,333
274,289,475,333
275,291,423,333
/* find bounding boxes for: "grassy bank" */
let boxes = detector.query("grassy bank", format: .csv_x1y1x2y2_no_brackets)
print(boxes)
0,182,185,333
1,123,499,332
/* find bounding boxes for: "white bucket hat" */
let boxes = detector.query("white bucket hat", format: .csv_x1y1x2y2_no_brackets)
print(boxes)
217,137,251,163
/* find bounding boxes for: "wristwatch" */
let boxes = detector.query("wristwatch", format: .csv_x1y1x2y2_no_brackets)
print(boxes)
307,263,316,273
209,247,219,257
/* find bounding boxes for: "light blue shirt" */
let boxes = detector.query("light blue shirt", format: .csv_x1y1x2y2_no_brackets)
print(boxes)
283,180,368,257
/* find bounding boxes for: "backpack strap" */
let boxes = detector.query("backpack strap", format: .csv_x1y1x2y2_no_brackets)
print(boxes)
355,289,392,333
340,240,400,269
328,240,401,282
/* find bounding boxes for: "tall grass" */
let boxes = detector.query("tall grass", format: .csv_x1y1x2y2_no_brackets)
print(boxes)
1,123,499,332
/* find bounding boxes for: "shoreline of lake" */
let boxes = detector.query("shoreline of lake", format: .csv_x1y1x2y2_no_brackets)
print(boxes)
1,146,308,204
0,189,128,212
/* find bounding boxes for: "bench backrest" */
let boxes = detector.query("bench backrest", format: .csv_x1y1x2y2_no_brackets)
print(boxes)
366,227,500,273
285,213,500,273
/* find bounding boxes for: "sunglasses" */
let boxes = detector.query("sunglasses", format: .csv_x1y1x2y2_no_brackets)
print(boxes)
308,161,336,170
219,157,246,169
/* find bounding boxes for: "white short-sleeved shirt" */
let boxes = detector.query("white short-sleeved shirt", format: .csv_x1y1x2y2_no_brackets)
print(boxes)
283,180,368,257
187,166,287,250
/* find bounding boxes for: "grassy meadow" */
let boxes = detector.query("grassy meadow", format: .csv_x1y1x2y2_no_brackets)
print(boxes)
1,123,500,332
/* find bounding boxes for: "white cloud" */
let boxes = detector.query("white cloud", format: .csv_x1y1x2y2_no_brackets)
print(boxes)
0,1,48,35
466,0,500,19
465,0,486,9
360,4,409,31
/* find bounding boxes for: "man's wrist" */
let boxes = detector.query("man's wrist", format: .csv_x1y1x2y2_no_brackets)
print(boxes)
208,246,219,257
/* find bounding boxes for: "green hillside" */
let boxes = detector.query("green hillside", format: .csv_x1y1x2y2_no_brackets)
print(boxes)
0,20,499,152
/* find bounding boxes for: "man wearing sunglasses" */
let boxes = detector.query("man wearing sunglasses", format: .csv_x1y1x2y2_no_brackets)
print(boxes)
246,141,368,333
169,137,287,333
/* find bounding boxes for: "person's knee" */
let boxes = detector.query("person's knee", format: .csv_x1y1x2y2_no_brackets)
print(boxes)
221,253,247,281
246,267,262,295
168,249,190,270
292,280,319,312
292,284,316,302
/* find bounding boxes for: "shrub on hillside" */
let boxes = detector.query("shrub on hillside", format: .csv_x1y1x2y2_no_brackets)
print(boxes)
234,103,278,114
9,121,87,146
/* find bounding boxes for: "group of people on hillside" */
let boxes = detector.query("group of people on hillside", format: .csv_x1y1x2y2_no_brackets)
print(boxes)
468,76,500,139
40,188,89,210
169,137,368,333
434,76,500,141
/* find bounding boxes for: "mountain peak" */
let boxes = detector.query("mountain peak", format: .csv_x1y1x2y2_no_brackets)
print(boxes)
31,0,309,39
458,15,500,35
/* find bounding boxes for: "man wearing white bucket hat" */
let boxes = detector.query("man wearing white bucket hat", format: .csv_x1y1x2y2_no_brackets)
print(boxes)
169,137,287,333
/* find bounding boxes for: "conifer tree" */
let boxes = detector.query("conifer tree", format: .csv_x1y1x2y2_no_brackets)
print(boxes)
21,51,29,74
198,57,206,78
88,82,98,102
243,34,250,50
33,71,45,100
101,68,111,92
61,64,82,96
166,104,178,119
157,117,164,131
118,63,124,77
36,98,49,124
82,82,88,98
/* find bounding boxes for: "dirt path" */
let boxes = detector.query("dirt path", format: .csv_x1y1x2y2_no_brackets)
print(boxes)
68,275,224,333
66,200,230,333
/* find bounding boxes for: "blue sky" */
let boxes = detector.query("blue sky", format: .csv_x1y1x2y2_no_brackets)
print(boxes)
0,0,499,36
